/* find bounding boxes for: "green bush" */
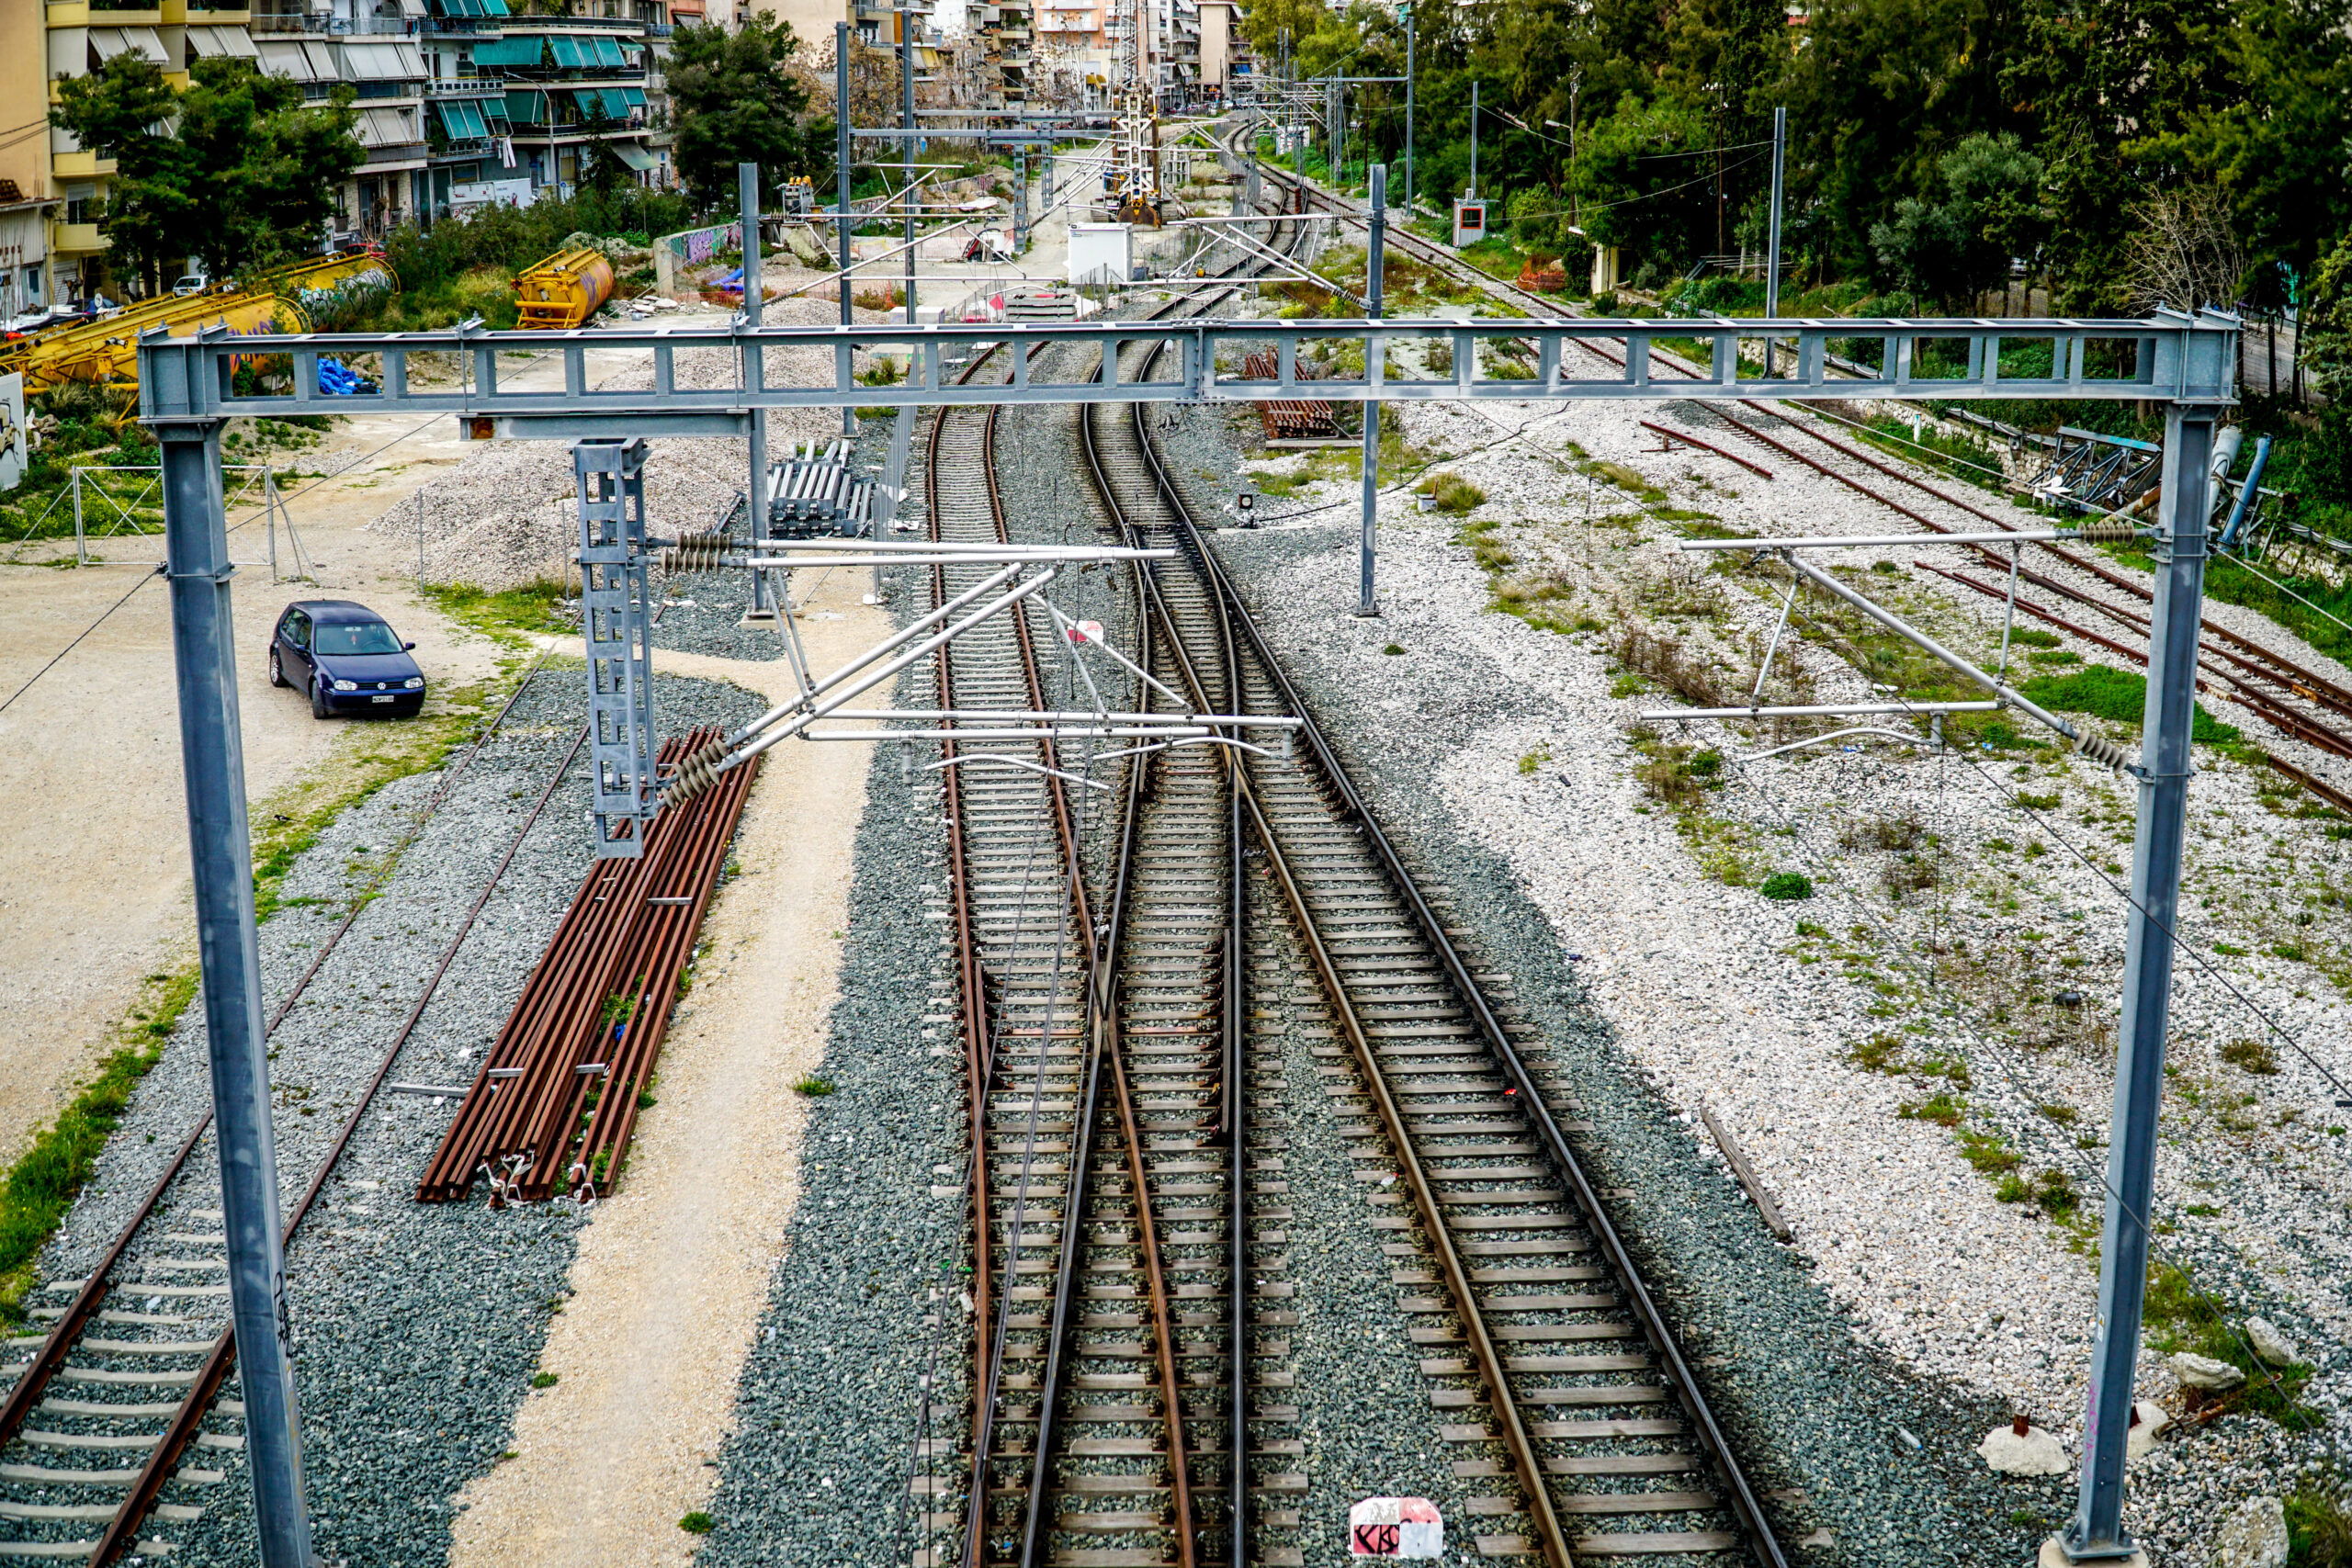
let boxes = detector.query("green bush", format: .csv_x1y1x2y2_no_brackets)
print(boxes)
680,1513,716,1535
1759,872,1814,900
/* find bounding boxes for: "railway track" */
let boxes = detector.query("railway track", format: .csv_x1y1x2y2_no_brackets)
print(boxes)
0,678,583,1563
932,210,1319,1568
1081,298,1783,1560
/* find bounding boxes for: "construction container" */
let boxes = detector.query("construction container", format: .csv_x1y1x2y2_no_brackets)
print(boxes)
513,247,616,330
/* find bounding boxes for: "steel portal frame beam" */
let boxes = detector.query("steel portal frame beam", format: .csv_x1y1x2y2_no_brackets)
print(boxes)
138,310,2240,440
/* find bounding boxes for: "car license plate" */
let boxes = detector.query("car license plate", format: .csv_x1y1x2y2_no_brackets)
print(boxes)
371,694,395,704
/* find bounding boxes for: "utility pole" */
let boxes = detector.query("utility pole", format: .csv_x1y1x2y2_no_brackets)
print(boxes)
1356,164,1385,618
153,407,313,1568
1467,80,1477,198
1400,2,1414,214
837,21,853,439
900,7,917,326
1763,104,1784,376
2055,400,2222,1565
740,161,772,619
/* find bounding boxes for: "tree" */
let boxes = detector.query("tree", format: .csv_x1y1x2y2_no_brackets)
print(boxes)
1869,131,2044,307
665,18,814,209
51,55,360,292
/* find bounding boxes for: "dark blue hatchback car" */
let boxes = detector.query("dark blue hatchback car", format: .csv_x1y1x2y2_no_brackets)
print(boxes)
269,601,427,719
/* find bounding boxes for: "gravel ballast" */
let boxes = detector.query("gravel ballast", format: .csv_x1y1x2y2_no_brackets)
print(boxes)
31,668,762,1568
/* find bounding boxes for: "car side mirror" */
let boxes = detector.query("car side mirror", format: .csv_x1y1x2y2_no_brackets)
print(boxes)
402,641,416,651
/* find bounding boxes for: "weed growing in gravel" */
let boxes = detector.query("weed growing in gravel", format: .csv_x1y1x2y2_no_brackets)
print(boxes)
0,968,194,1321
794,1074,836,1096
1419,472,1487,513
531,1371,560,1388
1517,746,1551,775
680,1513,716,1535
1897,1092,1964,1127
421,580,572,648
1848,1033,1905,1073
1759,872,1814,901
2286,1485,2352,1565
2142,1262,2321,1428
2222,1037,2281,1073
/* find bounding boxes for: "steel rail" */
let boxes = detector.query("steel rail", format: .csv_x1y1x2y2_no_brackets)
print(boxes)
1071,205,1312,1568
1110,216,1790,1547
934,338,1105,1568
89,720,590,1565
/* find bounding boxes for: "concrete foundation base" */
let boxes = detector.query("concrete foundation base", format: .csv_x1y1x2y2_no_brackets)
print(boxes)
2040,1538,2150,1568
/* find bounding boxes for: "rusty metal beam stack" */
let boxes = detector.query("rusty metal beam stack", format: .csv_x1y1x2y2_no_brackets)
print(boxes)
416,726,759,1203
1241,349,1339,441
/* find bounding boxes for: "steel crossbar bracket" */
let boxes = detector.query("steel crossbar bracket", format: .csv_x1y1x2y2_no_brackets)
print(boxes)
575,437,657,858
134,310,2242,440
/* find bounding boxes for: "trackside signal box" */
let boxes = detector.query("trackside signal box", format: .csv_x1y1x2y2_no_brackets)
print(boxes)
1453,198,1487,248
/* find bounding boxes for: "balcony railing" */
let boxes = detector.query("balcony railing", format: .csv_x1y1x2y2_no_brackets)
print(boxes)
426,75,505,95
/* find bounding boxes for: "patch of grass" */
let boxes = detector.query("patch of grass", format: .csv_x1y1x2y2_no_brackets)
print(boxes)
2286,1485,2352,1567
1959,1128,2022,1176
2222,1037,2281,1074
2214,942,2250,957
2143,1261,2320,1429
1848,1033,1904,1073
680,1512,716,1535
1382,643,1406,656
2018,665,2239,746
0,969,197,1321
1419,471,1487,514
1898,1092,1964,1128
530,1371,560,1389
2014,790,2062,811
419,579,571,648
1759,872,1814,901
1518,746,1551,775
794,1074,836,1097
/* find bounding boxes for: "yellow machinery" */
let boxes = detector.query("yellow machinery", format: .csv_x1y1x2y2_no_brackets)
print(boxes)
4,289,307,390
0,249,394,391
513,247,616,330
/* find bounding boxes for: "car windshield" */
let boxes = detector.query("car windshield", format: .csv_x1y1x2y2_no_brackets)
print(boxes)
313,622,402,656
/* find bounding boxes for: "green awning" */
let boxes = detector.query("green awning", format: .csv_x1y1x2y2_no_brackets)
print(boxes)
469,35,540,65
434,98,488,139
588,35,625,67
478,0,509,13
503,89,546,123
547,34,584,67
618,85,645,107
605,86,633,118
612,141,656,172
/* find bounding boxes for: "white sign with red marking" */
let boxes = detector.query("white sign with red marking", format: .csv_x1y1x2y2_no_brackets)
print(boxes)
1349,1497,1442,1558
1065,619,1105,646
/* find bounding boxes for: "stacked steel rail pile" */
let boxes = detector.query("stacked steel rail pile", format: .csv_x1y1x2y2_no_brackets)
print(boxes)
1092,315,1783,1562
0,682,583,1565
1239,350,1338,443
417,727,758,1204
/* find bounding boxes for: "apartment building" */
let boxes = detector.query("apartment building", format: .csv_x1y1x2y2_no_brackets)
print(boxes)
31,0,266,305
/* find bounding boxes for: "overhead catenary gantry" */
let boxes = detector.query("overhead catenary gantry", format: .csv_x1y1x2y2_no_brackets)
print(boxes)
136,294,2239,1568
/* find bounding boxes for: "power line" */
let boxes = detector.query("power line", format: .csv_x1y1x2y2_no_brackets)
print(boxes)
0,564,161,718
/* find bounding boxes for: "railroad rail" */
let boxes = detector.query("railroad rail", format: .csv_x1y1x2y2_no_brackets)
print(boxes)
0,677,583,1563
416,726,759,1204
1088,310,1784,1559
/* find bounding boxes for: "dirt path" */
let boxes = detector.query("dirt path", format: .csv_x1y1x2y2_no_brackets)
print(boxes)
447,580,886,1566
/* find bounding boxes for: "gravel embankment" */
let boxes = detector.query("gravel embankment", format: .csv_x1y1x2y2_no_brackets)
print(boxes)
40,670,762,1568
1174,346,2352,1560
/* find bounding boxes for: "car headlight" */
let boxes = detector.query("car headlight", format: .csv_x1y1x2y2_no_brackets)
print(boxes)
332,679,356,692
404,677,424,690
